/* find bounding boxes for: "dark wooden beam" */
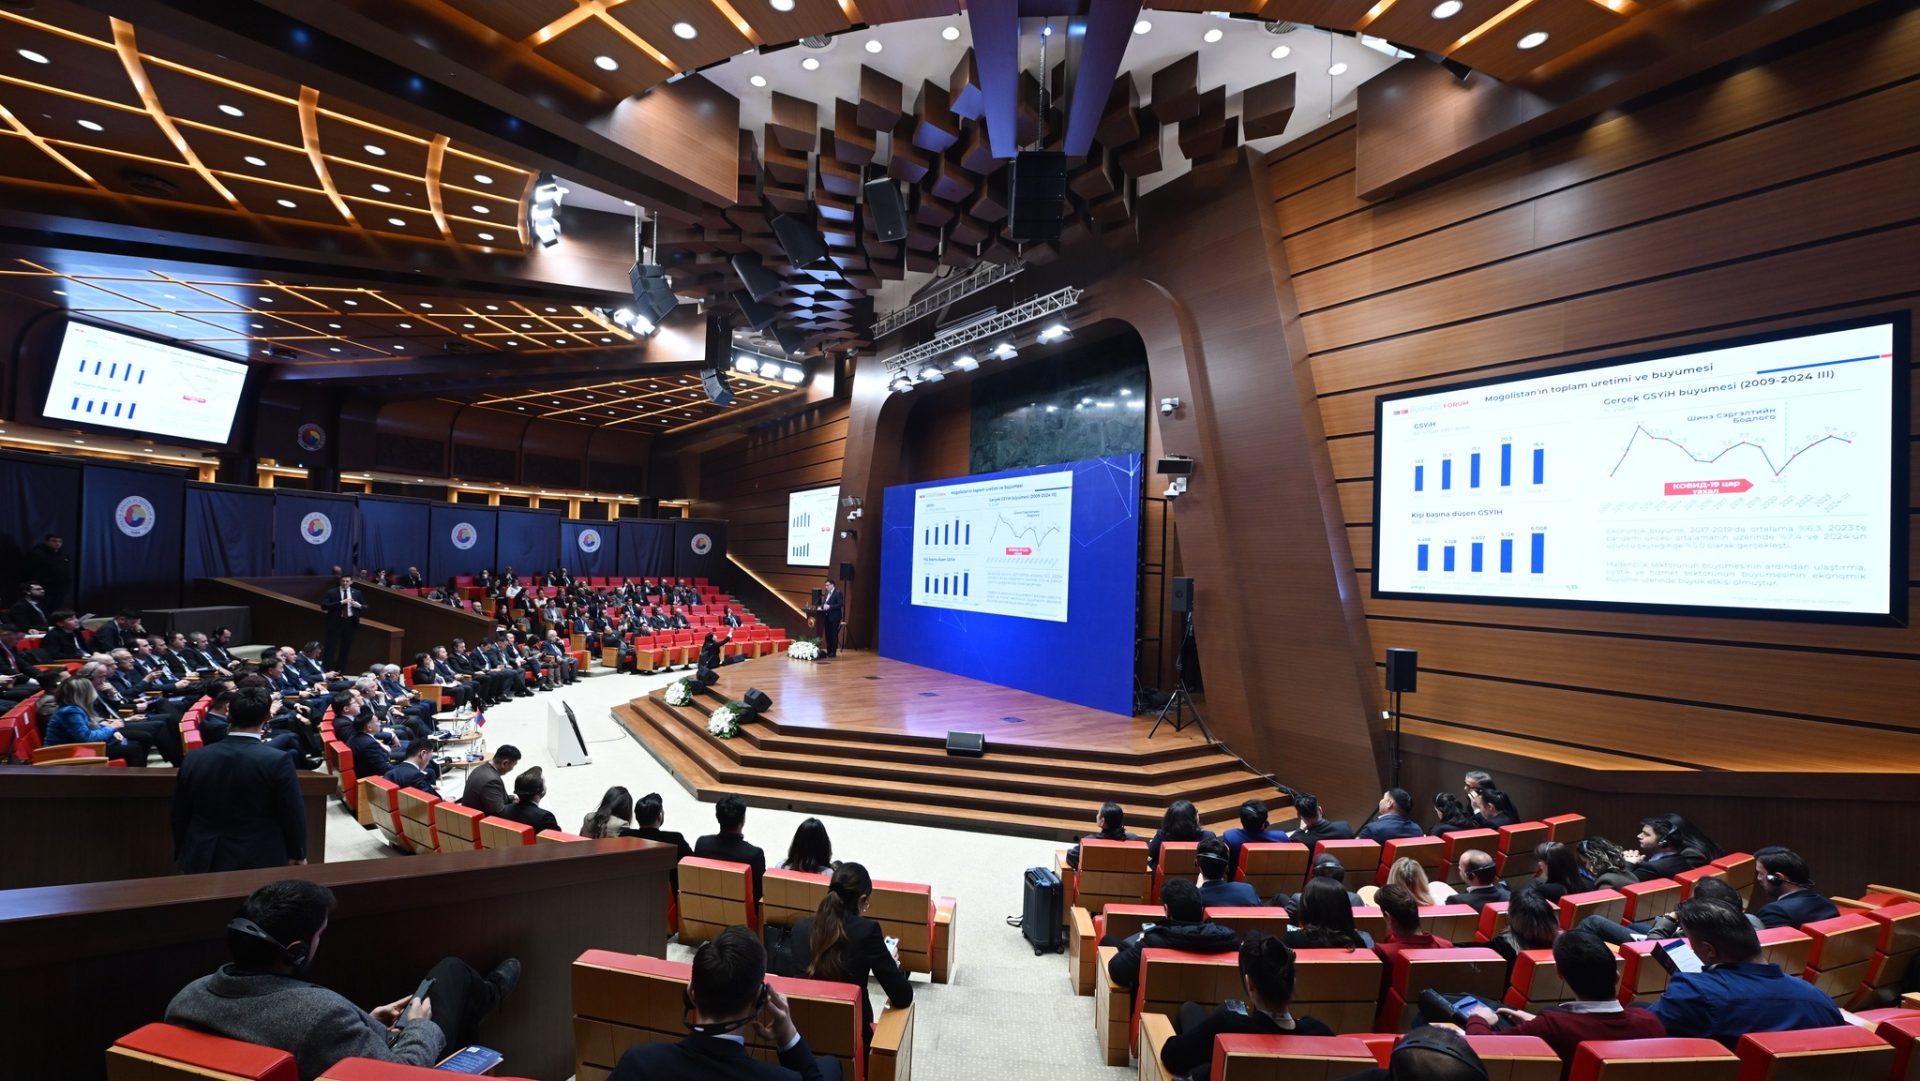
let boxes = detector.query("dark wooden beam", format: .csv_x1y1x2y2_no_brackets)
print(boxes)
966,0,1021,158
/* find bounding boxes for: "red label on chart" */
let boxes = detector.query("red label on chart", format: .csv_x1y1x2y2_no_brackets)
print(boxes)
1004,547,1031,556
1664,479,1752,495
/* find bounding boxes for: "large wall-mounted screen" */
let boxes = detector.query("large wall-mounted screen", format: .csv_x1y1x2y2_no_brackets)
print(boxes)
44,320,250,444
787,485,839,567
1373,316,1907,622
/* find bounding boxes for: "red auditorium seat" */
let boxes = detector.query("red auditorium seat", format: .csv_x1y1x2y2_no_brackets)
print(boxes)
1622,878,1682,924
1316,839,1384,884
1569,1039,1741,1081
1803,913,1882,1002
1155,840,1201,894
1496,822,1551,886
1675,865,1729,899
107,1022,297,1081
1378,946,1506,1030
1560,888,1629,930
1378,836,1447,886
1862,1010,1920,1081
1239,842,1312,899
1544,814,1587,843
1441,830,1500,884
317,1059,538,1080
1732,1026,1895,1081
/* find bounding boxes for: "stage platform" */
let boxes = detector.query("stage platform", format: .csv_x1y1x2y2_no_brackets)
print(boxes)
612,650,1283,841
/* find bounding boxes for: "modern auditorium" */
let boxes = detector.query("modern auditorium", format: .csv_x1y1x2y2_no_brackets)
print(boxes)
0,1,1916,1080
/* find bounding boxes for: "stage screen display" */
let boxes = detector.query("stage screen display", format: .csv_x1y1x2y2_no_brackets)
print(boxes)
44,320,250,444
880,454,1140,715
1373,315,1907,621
787,485,838,567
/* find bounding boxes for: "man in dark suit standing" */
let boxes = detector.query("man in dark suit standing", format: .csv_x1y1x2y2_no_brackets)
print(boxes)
607,926,838,1081
7,582,51,630
695,794,767,900
172,687,308,873
814,579,843,657
320,575,367,672
24,534,72,609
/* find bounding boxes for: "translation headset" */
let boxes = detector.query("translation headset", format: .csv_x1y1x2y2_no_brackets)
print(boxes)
683,982,770,1036
227,917,309,968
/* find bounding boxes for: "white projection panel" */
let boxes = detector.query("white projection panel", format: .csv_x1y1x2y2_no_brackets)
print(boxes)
910,469,1073,622
45,321,248,443
1374,320,1899,617
787,486,838,566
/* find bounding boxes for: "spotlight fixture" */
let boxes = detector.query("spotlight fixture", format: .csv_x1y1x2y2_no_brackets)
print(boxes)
990,342,1018,360
759,359,783,379
889,375,915,393
733,354,759,374
529,175,568,247
1134,19,1151,34
1036,322,1072,344
952,353,979,370
918,365,945,382
781,365,804,382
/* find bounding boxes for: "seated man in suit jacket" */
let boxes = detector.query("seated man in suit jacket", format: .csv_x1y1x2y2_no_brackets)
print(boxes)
1285,793,1355,846
384,740,442,798
696,794,768,900
607,925,839,1081
40,611,89,660
91,610,145,653
459,745,520,817
1751,847,1840,929
1356,788,1426,842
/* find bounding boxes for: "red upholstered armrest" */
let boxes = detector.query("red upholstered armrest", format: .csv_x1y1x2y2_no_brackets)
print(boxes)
113,1022,298,1081
318,1059,538,1080
576,948,692,979
1212,1034,1376,1081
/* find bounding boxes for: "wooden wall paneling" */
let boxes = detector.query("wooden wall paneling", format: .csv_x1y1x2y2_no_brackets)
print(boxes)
372,398,461,476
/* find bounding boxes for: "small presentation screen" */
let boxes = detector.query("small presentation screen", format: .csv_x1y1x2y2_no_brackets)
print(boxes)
44,320,249,444
1373,316,1906,621
786,485,838,566
910,469,1073,622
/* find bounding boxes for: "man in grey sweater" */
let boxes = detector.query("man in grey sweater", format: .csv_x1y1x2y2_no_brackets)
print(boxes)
166,880,520,1081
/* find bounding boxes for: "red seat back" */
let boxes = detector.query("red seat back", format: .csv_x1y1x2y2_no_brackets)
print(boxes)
108,1022,298,1081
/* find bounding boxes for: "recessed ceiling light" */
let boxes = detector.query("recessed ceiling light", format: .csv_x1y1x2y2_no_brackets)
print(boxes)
476,231,494,241
1517,30,1549,49
507,339,518,346
394,344,405,349
470,204,489,214
53,289,67,296
801,56,819,71
1133,19,1151,34
371,183,392,193
363,143,386,156
516,405,525,410
550,399,560,404
473,174,493,186
328,347,341,353
571,322,583,328
251,322,263,329
941,24,960,41
865,39,882,54
485,304,498,311
671,21,696,39
344,299,358,306
1270,45,1291,59
327,322,342,329
276,198,297,208
398,322,413,328
1431,0,1463,16
601,337,612,343
749,74,767,88
77,119,103,132
770,0,795,10
520,322,533,328
387,217,407,226
462,322,476,329
1203,27,1223,43
419,302,432,309
594,55,619,72
219,103,245,117
1328,62,1349,76
18,48,50,64
258,295,273,303
73,439,85,445
553,339,565,345
242,155,268,168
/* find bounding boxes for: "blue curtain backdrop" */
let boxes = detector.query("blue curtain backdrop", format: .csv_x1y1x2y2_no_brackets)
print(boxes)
561,521,617,579
495,509,561,579
617,520,675,580
184,485,273,581
78,464,186,611
0,455,82,598
428,505,497,584
673,518,728,581
273,492,359,576
357,497,430,580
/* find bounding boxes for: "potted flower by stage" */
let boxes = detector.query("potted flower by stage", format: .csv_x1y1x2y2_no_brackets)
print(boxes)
663,677,697,707
787,638,821,661
707,701,748,739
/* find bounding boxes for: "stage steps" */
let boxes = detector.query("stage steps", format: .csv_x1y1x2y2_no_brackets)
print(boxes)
613,681,1284,842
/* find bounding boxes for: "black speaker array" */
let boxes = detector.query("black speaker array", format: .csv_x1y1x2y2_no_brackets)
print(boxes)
771,211,830,269
731,252,783,302
629,262,677,326
1008,150,1068,241
773,326,808,356
733,289,779,331
701,313,735,406
863,176,908,242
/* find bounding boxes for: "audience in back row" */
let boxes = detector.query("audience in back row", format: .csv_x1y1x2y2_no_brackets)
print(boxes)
697,794,768,900
1148,799,1215,870
1220,798,1289,869
1064,801,1140,869
1196,837,1262,908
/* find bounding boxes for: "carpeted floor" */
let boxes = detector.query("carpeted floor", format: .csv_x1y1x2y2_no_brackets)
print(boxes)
325,665,1136,1080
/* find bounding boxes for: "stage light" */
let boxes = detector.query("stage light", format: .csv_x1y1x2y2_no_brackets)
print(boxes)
734,354,759,373
990,341,1018,360
1037,322,1072,344
952,353,979,370
889,376,915,393
529,176,569,247
781,365,804,382
759,359,782,378
918,365,945,382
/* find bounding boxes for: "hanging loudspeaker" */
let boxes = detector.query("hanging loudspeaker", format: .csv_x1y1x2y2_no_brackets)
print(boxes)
1171,576,1193,614
701,368,735,407
731,252,782,302
1007,150,1067,241
773,326,808,356
771,212,829,268
733,289,779,331
863,177,908,242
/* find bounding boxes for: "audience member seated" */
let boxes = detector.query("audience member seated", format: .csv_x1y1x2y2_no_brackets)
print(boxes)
180,631,234,678
447,639,509,706
1065,801,1141,869
1275,854,1366,913
499,767,559,834
1751,846,1839,929
1648,897,1845,1045
1106,878,1240,990
383,739,441,798
7,582,52,630
1576,875,1758,946
697,794,768,901
779,817,836,874
1489,889,1561,973
0,623,42,703
1287,792,1355,845
458,745,520,816
197,689,234,744
92,609,145,653
1578,837,1638,891
1530,841,1586,902
1456,930,1666,1071
631,790,695,863
1160,933,1334,1081
1375,884,1451,976
1431,793,1482,837
1470,786,1520,830
417,647,473,709
1386,856,1456,905
343,707,398,780
790,863,913,1044
1222,798,1290,869
1197,837,1263,908
1285,876,1374,950
1359,788,1426,842
1463,770,1495,804
1455,851,1511,912
581,785,641,839
606,925,841,1081
166,879,520,1080
1628,813,1722,882
399,565,426,588
540,629,580,683
47,672,157,765
1337,1027,1490,1081
1149,798,1216,870
40,610,89,660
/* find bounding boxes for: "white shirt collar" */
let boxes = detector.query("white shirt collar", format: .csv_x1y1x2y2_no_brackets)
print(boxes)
1559,999,1624,1014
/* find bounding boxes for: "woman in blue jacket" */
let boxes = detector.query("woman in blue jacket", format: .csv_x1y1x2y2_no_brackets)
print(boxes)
47,676,150,764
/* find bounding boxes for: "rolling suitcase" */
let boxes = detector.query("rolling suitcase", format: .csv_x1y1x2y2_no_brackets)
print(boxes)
1021,866,1065,954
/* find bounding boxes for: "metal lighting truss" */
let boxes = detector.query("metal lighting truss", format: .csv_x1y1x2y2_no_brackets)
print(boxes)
871,258,1028,338
882,286,1081,389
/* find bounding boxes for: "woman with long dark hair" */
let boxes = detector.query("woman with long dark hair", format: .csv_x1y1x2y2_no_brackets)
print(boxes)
579,785,634,840
1531,840,1585,901
1430,792,1481,836
1470,785,1520,828
1148,798,1214,870
790,863,913,1046
1159,933,1333,1081
1578,836,1636,891
1283,877,1372,950
780,817,835,874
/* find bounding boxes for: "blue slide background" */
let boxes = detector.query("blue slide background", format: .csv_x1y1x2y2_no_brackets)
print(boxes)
878,453,1141,715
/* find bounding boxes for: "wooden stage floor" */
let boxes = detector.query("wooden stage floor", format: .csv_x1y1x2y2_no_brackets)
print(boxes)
612,650,1280,840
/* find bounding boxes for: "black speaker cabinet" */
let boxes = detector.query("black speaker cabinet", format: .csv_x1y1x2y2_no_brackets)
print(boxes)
731,252,782,302
1385,648,1419,693
839,561,854,581
743,688,773,712
733,289,778,331
700,367,735,407
1171,576,1194,614
863,176,908,242
772,211,829,268
1007,150,1067,241
946,731,985,757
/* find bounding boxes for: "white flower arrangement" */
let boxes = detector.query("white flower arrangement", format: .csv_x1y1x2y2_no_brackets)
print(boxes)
787,639,821,661
707,704,744,739
663,678,695,707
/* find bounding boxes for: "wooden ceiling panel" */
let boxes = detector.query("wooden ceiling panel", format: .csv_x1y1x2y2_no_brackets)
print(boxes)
339,197,443,239
735,0,850,47
1241,73,1296,141
851,0,964,21
315,113,433,179
530,16,675,100
438,0,579,42
65,153,231,207
1365,0,1520,55
1254,0,1375,23
218,174,346,224
0,133,93,187
0,84,187,164
0,14,143,109
188,128,319,187
1449,0,1632,80
144,66,304,149
604,1,753,72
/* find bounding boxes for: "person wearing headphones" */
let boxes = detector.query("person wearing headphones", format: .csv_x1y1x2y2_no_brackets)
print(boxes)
608,924,840,1080
1627,813,1722,882
1751,847,1839,929
1454,850,1511,912
1196,837,1263,908
166,879,520,1080
1335,1026,1491,1081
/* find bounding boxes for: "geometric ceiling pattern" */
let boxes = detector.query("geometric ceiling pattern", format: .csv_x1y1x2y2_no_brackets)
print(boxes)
463,368,799,430
0,3,533,253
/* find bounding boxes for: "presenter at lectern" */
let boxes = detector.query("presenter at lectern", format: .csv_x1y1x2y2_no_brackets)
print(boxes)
813,578,844,657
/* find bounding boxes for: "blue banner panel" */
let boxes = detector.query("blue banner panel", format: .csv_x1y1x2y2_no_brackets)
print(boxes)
561,521,617,579
495,509,561,580
78,463,186,612
0,455,82,604
672,518,728,582
357,497,431,583
185,485,273,581
428,505,496,584
878,453,1141,716
273,492,359,576
617,520,675,580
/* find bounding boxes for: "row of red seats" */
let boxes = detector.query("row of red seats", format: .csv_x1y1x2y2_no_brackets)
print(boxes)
105,1023,538,1081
